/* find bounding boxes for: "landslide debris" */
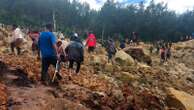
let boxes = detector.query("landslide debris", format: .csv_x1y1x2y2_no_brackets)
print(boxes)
0,38,194,110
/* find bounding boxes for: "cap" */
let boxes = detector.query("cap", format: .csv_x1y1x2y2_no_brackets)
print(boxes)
74,33,78,37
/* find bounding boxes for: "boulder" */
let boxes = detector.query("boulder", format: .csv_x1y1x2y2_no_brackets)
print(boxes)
167,88,194,110
124,47,152,65
115,50,135,66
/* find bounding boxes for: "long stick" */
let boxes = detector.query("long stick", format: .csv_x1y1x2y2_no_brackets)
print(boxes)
52,60,59,82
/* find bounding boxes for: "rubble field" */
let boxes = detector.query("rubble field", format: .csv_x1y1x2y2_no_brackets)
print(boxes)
0,38,194,110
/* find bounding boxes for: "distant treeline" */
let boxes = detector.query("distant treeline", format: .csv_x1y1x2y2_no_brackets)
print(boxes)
0,0,194,41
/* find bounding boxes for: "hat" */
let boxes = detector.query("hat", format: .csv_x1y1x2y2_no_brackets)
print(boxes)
74,33,78,37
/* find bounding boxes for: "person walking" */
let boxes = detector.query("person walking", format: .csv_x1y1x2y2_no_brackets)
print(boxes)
38,24,62,85
10,24,24,55
85,32,96,53
106,39,117,64
65,33,84,74
160,46,165,64
29,29,40,58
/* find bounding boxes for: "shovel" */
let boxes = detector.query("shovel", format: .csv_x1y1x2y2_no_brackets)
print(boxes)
52,60,60,82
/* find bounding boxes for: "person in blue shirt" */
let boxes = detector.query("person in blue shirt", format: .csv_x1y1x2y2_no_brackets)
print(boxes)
38,24,62,84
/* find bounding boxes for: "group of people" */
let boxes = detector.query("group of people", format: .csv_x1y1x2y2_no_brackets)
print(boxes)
10,24,175,85
10,24,97,85
180,36,193,42
152,41,172,64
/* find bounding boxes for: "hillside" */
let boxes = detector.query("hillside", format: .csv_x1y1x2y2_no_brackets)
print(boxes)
0,31,194,110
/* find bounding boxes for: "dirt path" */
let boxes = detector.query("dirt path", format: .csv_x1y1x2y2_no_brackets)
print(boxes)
1,69,55,110
7,85,55,110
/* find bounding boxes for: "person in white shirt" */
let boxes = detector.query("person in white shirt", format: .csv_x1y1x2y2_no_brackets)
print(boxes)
10,24,24,55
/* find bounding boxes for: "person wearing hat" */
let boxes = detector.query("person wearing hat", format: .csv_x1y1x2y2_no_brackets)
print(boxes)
70,32,82,44
65,33,84,74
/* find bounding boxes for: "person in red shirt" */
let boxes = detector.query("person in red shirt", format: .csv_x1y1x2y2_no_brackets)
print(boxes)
29,30,40,58
85,32,96,53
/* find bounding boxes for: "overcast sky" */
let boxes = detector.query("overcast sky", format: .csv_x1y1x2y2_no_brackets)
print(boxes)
78,0,194,13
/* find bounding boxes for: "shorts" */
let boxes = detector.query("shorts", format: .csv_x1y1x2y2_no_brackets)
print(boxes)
88,47,95,53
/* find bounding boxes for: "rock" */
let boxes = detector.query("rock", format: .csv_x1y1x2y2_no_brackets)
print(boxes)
112,89,124,102
92,91,106,97
116,72,138,83
115,50,135,66
121,66,133,72
137,63,150,68
124,47,152,65
114,65,122,72
98,74,119,88
167,88,194,110
104,63,114,73
90,55,107,65
0,47,9,54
